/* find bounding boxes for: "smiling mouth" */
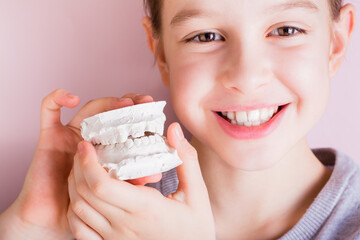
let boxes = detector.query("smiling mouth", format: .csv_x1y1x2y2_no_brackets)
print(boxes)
216,104,287,127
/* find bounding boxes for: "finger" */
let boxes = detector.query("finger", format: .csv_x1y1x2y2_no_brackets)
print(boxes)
67,206,103,240
121,93,154,105
166,122,208,206
121,93,139,99
133,94,154,104
67,97,134,131
76,141,143,212
126,173,162,185
73,148,127,224
40,89,80,130
68,170,111,235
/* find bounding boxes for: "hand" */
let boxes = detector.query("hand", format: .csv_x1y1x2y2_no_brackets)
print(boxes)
67,122,216,240
0,89,160,239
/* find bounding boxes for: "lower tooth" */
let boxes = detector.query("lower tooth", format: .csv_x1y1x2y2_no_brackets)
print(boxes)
230,119,272,126
252,121,260,126
236,121,244,126
244,122,252,127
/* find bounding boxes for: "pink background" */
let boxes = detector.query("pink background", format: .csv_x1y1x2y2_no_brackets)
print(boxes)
0,0,359,212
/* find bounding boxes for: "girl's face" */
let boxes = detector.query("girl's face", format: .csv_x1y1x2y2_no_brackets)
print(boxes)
158,0,338,170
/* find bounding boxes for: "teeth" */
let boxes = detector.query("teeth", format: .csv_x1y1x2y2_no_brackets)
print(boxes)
155,125,164,135
142,136,150,145
252,121,260,126
125,139,134,148
248,110,260,122
155,134,164,143
244,121,252,127
221,105,282,127
134,138,142,146
268,108,275,116
129,126,144,138
149,135,156,144
227,112,235,120
259,108,269,121
146,124,156,133
236,111,247,122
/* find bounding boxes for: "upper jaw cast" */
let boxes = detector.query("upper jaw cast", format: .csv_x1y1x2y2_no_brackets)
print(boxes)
81,101,167,145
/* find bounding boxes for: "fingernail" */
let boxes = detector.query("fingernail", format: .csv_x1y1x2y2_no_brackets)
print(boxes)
175,123,184,140
117,97,131,102
134,94,145,101
66,92,77,98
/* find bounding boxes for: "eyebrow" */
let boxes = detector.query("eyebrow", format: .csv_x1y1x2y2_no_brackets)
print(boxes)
170,9,213,26
265,0,319,13
170,0,319,27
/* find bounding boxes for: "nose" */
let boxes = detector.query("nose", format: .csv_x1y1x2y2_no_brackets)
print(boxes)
218,41,272,95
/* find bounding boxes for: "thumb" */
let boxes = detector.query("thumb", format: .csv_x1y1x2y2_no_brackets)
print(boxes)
166,122,208,206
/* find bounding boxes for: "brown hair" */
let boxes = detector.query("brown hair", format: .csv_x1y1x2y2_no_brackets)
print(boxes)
144,0,343,37
329,0,343,20
143,0,163,38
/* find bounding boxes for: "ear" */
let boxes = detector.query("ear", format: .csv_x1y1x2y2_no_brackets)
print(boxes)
329,4,356,78
142,17,170,88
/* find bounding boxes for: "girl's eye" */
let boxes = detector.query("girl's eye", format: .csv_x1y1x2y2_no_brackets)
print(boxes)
186,32,225,43
268,26,306,37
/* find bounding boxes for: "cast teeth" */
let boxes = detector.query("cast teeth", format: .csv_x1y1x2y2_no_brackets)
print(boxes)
88,118,165,145
221,106,280,127
112,134,165,150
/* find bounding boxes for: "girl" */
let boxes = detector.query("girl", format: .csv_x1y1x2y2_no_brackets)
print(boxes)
0,0,358,239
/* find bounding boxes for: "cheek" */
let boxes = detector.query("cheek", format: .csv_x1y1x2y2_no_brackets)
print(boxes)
272,42,330,123
168,52,219,127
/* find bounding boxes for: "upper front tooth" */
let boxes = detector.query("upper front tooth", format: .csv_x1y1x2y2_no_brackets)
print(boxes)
248,110,260,122
224,106,279,124
236,111,247,122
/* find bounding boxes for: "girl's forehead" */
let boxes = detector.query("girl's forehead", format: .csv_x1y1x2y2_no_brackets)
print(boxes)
163,0,328,23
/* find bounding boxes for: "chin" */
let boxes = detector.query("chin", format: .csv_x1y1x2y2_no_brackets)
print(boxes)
225,150,281,171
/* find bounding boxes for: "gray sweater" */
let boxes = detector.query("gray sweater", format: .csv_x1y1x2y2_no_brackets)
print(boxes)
148,148,360,240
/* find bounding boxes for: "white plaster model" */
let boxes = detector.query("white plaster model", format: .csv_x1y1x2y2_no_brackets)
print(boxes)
81,101,182,180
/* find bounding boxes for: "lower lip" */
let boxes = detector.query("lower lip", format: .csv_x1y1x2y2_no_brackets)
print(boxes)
214,104,289,140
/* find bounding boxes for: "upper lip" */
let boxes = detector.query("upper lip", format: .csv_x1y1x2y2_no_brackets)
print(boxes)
213,103,290,112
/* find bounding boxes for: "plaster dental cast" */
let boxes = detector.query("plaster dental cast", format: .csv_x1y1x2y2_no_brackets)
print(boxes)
81,101,182,180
